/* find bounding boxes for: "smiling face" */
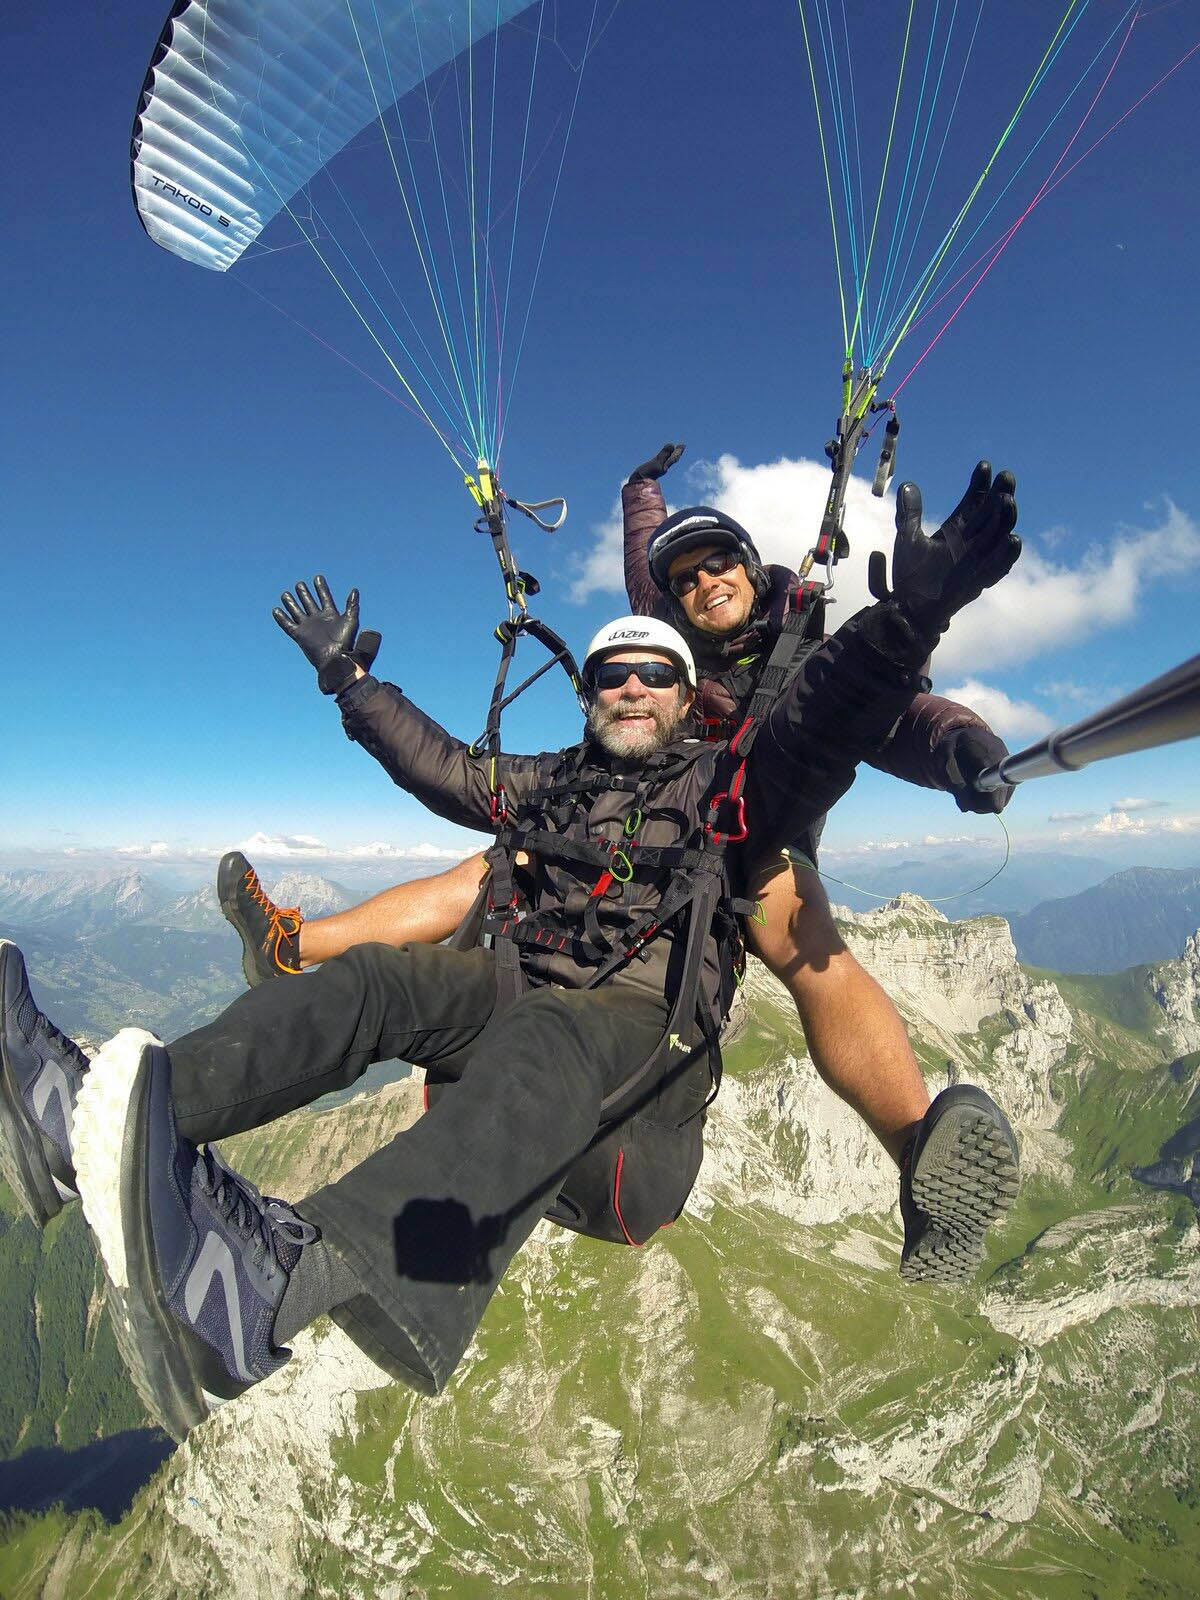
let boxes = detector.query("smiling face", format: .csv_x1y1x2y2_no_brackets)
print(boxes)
586,649,695,759
667,543,758,638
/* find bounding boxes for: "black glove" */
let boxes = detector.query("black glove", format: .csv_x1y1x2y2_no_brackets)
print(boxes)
939,726,1013,814
273,575,364,695
626,441,685,484
869,461,1021,640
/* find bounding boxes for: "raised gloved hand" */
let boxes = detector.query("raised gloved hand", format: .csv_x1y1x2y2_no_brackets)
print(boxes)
939,726,1014,815
869,461,1020,640
626,441,685,484
273,575,366,695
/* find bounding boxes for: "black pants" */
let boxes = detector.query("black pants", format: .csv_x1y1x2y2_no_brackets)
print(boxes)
169,944,672,1394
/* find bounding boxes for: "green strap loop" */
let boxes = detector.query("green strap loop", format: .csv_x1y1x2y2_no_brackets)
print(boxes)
624,809,643,837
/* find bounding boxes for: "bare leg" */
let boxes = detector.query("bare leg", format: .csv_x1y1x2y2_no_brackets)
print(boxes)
299,852,489,967
746,859,930,1166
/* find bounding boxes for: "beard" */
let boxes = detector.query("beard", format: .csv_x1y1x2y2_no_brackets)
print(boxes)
587,690,690,758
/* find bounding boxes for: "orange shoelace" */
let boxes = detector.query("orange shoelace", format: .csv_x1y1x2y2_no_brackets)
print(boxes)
242,867,302,943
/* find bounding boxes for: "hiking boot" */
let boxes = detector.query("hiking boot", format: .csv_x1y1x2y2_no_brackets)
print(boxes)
217,851,303,986
899,1084,1020,1284
73,1029,317,1441
0,941,88,1225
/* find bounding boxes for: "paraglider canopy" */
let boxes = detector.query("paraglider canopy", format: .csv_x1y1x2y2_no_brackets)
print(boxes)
131,0,612,479
133,0,542,273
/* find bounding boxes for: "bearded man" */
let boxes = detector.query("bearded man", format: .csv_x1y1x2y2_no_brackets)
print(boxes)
0,472,1021,1437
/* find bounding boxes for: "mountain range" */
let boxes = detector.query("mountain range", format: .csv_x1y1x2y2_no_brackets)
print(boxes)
1009,866,1200,974
2,889,1199,1597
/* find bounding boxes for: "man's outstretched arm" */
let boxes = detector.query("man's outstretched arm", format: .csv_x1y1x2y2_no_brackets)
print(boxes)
868,692,1013,815
273,574,536,833
622,443,682,619
748,467,1021,847
863,463,1015,815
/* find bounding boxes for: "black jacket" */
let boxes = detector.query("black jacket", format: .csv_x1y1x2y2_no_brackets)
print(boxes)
622,474,998,792
336,603,933,1025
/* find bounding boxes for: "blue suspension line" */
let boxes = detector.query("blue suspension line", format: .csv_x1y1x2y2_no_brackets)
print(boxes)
494,0,548,461
296,180,477,452
407,1,489,459
885,0,1134,358
836,0,870,341
480,0,504,462
872,0,1103,366
321,165,471,429
877,0,987,357
813,0,866,354
366,0,482,453
497,0,604,466
870,0,952,363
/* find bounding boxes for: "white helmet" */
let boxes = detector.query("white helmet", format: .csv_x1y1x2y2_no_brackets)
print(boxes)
581,615,697,690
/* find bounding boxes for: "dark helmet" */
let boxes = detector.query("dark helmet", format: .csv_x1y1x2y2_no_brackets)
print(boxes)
646,506,768,602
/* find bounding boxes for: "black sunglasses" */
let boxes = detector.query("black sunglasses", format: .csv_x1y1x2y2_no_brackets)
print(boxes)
668,549,741,597
591,660,682,691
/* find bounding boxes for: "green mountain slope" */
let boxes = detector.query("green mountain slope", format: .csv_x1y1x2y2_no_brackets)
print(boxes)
4,899,1200,1598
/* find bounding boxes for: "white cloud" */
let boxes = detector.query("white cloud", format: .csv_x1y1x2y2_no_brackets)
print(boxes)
821,838,913,858
928,498,1200,673
1043,679,1104,706
96,834,479,868
1110,797,1168,813
571,452,1200,677
1047,810,1100,823
237,831,325,857
235,831,475,862
567,499,626,602
938,679,1055,743
1058,810,1200,840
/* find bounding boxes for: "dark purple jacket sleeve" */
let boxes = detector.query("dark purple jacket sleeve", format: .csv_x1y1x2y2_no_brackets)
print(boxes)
622,476,671,621
868,691,998,790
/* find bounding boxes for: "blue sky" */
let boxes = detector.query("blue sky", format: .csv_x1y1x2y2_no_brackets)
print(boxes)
4,0,1199,888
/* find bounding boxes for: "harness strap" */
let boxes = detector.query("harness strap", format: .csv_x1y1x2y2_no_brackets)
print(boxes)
596,861,729,1121
727,601,822,760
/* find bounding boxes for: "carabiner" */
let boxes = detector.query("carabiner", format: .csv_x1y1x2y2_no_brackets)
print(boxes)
610,848,634,884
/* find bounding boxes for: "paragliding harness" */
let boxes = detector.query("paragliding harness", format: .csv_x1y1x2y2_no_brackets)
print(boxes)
704,366,896,752
424,421,882,1246
458,729,763,1247
421,463,772,1245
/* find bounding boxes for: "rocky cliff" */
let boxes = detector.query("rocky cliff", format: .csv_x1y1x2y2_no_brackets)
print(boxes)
8,897,1200,1600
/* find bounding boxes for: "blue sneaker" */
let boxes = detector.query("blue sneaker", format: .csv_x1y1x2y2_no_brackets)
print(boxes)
73,1028,316,1440
900,1084,1020,1283
0,941,88,1225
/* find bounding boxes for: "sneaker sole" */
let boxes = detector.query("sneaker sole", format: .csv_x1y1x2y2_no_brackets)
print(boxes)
74,1028,209,1442
901,1098,1020,1285
0,942,68,1227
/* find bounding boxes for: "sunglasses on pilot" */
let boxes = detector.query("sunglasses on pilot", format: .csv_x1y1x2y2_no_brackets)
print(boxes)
668,549,740,597
590,660,683,691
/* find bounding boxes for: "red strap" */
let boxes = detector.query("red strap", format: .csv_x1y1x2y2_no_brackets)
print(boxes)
613,1149,645,1248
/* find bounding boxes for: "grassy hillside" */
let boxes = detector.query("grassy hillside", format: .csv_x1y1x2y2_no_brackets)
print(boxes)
3,944,1199,1597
